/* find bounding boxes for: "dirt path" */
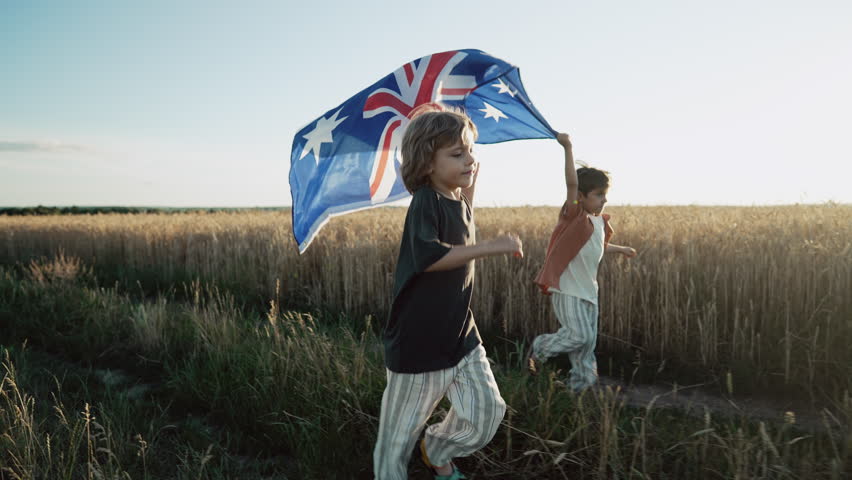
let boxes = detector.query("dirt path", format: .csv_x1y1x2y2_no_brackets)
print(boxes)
595,376,837,434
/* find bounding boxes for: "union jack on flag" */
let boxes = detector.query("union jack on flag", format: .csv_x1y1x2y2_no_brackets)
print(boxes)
289,49,556,252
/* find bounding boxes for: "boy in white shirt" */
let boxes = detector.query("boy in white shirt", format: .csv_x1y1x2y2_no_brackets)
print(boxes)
529,133,636,392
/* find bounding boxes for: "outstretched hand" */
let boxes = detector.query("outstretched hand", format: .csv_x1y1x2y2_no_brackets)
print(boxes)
556,132,572,148
492,234,524,258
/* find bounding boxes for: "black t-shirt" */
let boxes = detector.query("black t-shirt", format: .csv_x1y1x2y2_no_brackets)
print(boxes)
382,186,482,373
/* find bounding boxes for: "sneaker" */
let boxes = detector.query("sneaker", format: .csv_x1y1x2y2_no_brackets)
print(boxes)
420,439,467,480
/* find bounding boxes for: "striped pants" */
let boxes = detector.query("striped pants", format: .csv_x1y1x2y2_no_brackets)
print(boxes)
531,294,599,392
373,345,506,480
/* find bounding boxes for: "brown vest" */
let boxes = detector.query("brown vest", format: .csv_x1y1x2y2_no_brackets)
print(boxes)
534,201,613,295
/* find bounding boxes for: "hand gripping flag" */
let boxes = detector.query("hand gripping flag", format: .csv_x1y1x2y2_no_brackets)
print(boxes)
289,49,556,252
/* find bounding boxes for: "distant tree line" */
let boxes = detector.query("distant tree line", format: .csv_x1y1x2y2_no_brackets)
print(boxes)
0,206,291,216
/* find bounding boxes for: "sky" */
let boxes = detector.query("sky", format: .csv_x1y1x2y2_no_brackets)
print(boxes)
2,0,851,207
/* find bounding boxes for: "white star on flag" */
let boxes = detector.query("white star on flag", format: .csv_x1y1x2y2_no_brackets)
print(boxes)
492,78,516,97
479,102,508,122
300,109,348,164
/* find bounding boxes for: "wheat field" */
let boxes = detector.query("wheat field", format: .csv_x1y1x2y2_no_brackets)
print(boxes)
2,204,850,399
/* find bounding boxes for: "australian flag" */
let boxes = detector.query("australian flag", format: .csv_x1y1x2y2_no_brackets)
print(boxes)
289,49,556,252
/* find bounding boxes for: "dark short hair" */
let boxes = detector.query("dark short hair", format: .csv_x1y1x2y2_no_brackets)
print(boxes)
577,167,610,195
400,107,477,193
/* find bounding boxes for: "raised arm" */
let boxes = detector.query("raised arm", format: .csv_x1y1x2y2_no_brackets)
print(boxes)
557,133,578,220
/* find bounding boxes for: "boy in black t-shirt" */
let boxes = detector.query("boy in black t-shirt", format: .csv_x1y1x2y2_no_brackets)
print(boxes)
373,105,523,480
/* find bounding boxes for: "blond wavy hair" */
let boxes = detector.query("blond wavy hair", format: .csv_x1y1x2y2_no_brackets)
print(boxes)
400,106,478,193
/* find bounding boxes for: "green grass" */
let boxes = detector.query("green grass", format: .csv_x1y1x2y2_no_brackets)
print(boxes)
0,257,850,479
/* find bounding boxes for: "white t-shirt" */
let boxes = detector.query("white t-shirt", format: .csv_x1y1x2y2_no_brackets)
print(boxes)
548,214,605,304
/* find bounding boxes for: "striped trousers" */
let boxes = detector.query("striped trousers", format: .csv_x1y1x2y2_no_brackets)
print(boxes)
373,345,506,480
531,294,599,392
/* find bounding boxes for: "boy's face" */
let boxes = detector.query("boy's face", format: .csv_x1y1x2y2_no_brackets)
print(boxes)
428,130,477,195
579,187,608,215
